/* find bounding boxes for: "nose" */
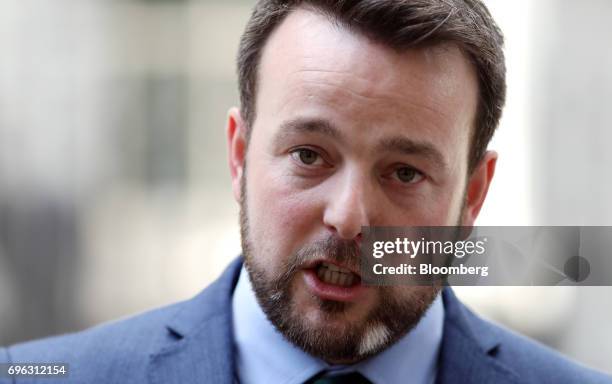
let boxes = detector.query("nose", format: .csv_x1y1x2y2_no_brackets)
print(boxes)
323,169,376,241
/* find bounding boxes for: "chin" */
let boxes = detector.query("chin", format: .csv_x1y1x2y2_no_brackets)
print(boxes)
290,305,392,363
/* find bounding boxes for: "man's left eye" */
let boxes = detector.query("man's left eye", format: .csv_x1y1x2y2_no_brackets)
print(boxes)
394,166,425,184
290,148,325,166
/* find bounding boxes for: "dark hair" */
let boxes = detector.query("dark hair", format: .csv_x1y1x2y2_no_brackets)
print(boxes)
237,0,506,172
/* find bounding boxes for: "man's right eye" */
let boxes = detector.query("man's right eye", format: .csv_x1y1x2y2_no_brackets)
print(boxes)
290,148,325,166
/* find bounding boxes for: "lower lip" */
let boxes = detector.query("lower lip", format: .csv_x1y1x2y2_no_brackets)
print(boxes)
302,269,368,302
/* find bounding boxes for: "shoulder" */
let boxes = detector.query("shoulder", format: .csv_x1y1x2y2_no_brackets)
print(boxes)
1,301,183,383
485,317,609,382
449,291,612,383
0,258,243,384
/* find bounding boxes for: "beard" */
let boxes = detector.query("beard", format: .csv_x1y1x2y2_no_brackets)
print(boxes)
239,174,444,363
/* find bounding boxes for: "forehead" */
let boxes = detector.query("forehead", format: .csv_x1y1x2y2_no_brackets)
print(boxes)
254,7,478,158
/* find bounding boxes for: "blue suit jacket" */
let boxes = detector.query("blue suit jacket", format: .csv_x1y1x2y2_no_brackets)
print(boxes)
1,258,610,384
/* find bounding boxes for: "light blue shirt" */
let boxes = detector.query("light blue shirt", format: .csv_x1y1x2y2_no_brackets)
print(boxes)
232,267,444,384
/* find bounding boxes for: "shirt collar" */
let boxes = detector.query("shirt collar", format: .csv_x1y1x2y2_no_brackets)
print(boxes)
232,267,444,384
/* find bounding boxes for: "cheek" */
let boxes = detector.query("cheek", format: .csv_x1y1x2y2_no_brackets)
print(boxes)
386,178,466,226
422,187,465,225
246,163,323,267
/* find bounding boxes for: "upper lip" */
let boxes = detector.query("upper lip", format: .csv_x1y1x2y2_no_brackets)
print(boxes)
303,259,361,277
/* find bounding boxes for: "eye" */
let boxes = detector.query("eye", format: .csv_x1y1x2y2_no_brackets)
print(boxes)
290,148,325,166
394,166,425,184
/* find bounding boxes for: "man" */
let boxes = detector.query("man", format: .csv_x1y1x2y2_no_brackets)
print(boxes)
1,0,610,383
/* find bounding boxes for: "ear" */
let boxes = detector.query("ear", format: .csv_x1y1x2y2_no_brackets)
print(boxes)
461,151,497,226
226,107,247,203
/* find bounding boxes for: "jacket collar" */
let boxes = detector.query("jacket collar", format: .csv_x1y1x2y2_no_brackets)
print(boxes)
147,258,519,384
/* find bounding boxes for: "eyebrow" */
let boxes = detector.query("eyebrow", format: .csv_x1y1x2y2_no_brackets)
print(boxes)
376,136,448,170
274,118,344,146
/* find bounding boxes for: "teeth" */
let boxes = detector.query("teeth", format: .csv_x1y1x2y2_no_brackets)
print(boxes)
330,271,340,285
316,262,357,287
321,262,351,274
324,269,332,283
317,266,326,280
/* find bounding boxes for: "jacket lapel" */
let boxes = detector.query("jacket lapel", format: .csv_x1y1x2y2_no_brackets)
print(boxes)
436,288,520,384
147,258,243,384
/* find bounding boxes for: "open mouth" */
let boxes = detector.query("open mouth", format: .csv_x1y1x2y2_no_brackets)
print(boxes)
315,261,361,287
303,260,365,302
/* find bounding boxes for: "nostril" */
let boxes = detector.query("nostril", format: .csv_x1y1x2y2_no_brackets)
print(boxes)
326,222,362,241
355,232,363,245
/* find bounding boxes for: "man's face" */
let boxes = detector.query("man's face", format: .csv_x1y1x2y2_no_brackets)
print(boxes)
228,9,492,363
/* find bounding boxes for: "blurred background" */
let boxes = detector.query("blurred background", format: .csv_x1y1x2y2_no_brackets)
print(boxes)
0,0,611,374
